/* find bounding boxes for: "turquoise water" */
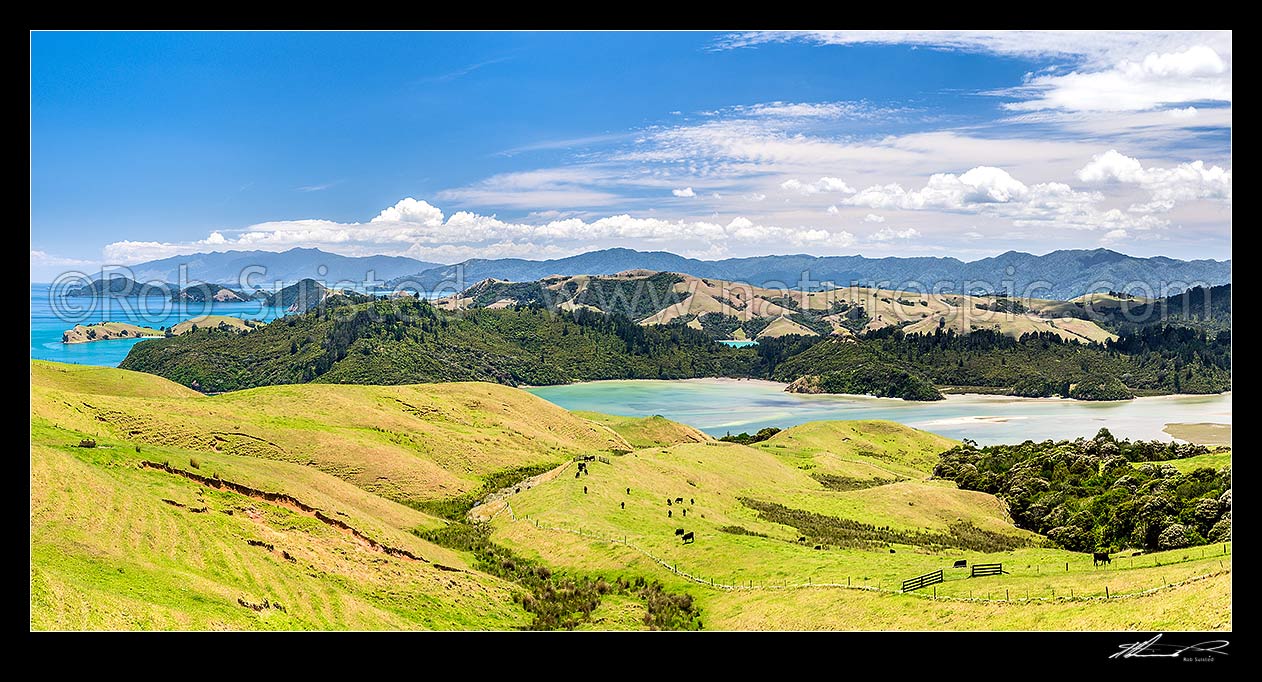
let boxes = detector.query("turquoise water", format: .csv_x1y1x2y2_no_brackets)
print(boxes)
717,340,758,347
30,284,288,367
525,378,1232,445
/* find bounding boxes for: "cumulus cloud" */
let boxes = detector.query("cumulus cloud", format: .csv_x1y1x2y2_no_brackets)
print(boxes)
781,177,856,195
672,187,696,197
840,164,1171,233
1100,228,1129,244
1076,150,1231,203
372,197,445,225
826,205,840,215
864,213,886,223
845,166,1045,210
869,227,921,242
101,198,863,264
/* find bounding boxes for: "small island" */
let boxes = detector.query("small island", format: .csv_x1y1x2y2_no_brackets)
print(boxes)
61,322,164,344
63,316,263,344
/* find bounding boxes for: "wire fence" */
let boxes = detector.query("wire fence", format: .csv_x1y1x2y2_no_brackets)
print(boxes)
494,501,1232,604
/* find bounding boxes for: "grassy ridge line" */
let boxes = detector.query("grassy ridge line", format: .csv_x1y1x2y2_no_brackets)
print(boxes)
33,364,632,507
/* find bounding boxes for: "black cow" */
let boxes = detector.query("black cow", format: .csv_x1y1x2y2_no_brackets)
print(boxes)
668,510,672,518
620,502,625,509
953,560,967,569
682,509,687,516
1093,552,1111,566
675,528,685,536
889,549,896,554
1131,551,1144,557
798,536,806,543
675,497,684,503
577,462,587,473
575,472,580,479
626,488,630,494
682,532,694,544
666,498,672,506
583,486,588,494
690,498,694,505
814,545,822,550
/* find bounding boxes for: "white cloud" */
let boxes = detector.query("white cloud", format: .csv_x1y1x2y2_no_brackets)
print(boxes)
714,31,1232,114
372,198,445,225
826,205,840,215
1100,228,1129,244
746,193,767,202
1169,107,1199,119
845,166,1041,210
869,227,921,242
780,177,856,195
672,187,696,197
30,250,92,266
101,198,865,264
841,164,1173,233
864,213,886,223
1003,45,1231,113
1077,150,1231,203
730,100,902,121
712,30,1231,67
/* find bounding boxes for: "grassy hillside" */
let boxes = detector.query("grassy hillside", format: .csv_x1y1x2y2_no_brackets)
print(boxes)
574,412,712,449
31,362,716,631
31,363,1230,630
34,363,630,508
31,424,530,630
31,360,201,398
483,419,1229,630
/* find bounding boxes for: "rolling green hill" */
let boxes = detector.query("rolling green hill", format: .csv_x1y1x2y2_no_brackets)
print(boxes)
30,362,1231,630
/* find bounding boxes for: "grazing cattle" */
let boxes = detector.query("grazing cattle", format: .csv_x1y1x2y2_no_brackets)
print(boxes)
682,509,687,517
577,462,587,473
583,486,587,494
953,560,967,569
1132,551,1144,557
690,498,694,505
620,502,625,509
1093,552,1111,566
668,510,672,518
627,488,631,494
675,497,684,504
575,472,580,479
667,498,672,506
675,528,685,536
798,536,806,543
515,487,521,493
682,532,695,544
814,545,822,550
889,549,896,554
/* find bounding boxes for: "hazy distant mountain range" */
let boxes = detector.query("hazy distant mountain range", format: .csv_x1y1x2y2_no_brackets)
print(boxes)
115,246,1230,300
383,247,1229,300
124,247,440,286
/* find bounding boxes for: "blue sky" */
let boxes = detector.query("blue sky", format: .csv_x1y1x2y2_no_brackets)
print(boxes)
30,31,1232,280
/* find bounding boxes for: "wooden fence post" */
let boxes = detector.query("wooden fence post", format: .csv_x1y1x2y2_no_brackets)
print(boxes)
1105,586,1109,598
1005,589,1009,601
1065,562,1068,571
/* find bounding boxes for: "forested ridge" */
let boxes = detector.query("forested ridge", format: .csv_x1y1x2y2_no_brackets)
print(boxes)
121,295,1231,399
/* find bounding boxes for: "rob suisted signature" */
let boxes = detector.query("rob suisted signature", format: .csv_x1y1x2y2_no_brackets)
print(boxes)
1111,634,1229,660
